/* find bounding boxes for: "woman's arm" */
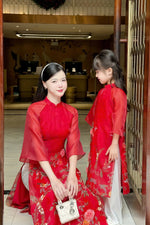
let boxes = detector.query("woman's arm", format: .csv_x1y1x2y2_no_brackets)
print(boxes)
66,155,78,198
106,89,127,163
39,161,68,201
66,108,85,159
65,108,84,198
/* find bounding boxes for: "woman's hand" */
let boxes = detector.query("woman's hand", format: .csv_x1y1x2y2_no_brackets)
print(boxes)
39,161,68,201
106,143,119,162
51,176,69,201
105,133,119,163
66,173,78,199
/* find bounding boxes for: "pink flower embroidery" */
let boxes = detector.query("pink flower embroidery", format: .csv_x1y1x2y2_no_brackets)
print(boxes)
90,128,94,137
82,209,95,224
60,149,65,157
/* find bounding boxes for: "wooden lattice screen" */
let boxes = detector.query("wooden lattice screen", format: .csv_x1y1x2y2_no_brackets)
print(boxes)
126,0,146,204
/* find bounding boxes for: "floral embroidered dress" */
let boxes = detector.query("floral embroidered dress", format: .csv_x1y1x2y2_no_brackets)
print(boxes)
6,97,107,225
85,84,130,198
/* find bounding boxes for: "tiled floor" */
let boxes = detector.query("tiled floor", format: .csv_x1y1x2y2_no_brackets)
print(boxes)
3,108,145,225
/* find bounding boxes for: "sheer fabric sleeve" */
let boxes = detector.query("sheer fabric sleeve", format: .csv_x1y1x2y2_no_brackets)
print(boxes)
19,105,49,163
85,95,98,127
112,88,127,136
66,109,85,160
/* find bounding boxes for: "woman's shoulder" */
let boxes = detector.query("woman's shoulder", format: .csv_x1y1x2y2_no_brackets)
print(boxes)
111,86,127,102
112,85,126,96
62,102,78,115
27,100,47,115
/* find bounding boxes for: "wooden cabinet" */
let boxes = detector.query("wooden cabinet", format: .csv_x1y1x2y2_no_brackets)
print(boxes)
18,74,39,101
66,75,87,100
17,74,88,102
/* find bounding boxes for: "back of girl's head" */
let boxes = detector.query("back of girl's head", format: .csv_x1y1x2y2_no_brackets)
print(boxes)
33,62,64,102
93,49,127,94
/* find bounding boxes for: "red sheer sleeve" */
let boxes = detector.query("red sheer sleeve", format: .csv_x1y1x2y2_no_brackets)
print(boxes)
112,88,127,136
66,108,85,160
19,104,49,163
85,95,98,127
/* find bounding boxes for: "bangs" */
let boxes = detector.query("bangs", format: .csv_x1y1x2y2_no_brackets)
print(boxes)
93,56,102,71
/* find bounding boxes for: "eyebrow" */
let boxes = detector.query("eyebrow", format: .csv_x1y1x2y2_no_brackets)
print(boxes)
51,78,57,81
51,76,66,81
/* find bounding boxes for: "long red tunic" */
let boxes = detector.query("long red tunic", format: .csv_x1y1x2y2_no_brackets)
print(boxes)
85,84,130,198
6,97,107,225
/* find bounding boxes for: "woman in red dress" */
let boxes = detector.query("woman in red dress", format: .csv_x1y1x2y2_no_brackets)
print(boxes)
6,62,107,225
85,50,130,225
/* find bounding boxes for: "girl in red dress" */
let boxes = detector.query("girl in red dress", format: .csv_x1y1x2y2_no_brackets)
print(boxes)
85,50,130,225
6,62,107,225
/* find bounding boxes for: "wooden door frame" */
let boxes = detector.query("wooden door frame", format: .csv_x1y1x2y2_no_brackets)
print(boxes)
143,0,150,224
114,0,121,59
0,0,4,224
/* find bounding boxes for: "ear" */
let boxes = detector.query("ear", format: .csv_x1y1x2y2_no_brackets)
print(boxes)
42,81,47,89
107,67,113,78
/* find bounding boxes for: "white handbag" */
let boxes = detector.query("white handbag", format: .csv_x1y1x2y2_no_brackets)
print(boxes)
56,198,79,224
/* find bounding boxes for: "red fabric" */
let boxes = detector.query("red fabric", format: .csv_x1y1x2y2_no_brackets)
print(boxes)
6,98,107,225
85,84,130,197
6,167,30,210
20,98,85,162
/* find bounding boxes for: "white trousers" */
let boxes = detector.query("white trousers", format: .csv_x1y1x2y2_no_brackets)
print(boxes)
21,163,29,190
104,149,122,225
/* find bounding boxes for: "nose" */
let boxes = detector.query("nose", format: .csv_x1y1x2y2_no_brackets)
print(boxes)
58,80,63,87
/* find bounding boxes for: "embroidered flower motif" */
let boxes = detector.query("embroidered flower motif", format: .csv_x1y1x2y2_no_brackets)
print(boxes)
108,191,111,197
97,200,102,211
82,209,95,224
37,202,44,215
90,128,94,137
60,149,65,157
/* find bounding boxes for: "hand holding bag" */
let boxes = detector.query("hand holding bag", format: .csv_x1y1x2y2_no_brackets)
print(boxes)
56,198,79,224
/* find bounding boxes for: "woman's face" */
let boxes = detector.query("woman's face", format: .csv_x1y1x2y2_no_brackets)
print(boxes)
43,70,67,99
95,67,112,85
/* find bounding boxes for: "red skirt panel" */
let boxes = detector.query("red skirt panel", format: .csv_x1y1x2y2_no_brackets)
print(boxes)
86,130,129,197
6,152,107,225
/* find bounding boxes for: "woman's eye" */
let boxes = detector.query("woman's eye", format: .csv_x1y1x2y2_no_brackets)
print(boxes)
52,80,57,83
62,78,66,82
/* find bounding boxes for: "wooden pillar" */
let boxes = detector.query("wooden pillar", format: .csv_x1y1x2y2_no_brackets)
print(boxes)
143,0,150,224
0,0,4,224
114,0,121,60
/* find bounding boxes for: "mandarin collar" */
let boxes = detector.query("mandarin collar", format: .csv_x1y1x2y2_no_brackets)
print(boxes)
45,97,62,107
105,83,116,89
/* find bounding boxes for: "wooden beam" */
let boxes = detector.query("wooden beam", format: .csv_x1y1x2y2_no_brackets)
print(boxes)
0,0,4,224
3,14,125,25
143,0,150,224
114,0,121,60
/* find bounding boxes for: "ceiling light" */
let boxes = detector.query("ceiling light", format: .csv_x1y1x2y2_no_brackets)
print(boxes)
16,32,92,40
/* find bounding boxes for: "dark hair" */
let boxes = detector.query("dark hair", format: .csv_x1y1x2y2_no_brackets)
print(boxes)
33,62,64,102
93,49,127,94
